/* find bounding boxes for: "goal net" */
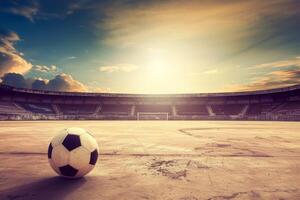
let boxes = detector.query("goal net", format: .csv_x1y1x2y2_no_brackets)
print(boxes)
137,112,169,120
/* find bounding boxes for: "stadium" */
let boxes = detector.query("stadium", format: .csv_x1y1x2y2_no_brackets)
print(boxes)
1,84,300,199
1,1,300,199
1,83,300,121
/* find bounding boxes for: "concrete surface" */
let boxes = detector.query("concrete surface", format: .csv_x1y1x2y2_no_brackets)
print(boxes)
0,121,300,200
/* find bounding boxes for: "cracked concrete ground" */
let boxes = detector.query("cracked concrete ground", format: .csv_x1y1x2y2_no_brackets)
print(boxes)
0,121,300,200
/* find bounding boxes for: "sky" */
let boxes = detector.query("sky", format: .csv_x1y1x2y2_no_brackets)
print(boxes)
0,0,300,93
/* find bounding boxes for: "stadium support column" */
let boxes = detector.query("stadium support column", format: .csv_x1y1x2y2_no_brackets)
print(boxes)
171,105,177,118
52,104,61,115
130,105,136,117
95,104,102,114
206,105,215,116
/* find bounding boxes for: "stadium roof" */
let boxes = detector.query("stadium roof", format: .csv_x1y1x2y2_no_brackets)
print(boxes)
1,84,300,98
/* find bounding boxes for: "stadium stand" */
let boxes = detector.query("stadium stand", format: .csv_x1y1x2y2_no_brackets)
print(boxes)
58,104,98,115
136,105,171,114
0,83,300,120
247,103,282,116
176,105,208,116
0,102,29,114
273,101,300,115
211,104,244,115
19,103,55,114
100,104,131,115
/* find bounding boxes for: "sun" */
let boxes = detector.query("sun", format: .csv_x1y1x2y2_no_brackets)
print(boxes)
138,47,183,93
146,50,169,80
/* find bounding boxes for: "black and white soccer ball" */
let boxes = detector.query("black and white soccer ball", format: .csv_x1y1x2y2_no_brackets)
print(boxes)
48,127,99,178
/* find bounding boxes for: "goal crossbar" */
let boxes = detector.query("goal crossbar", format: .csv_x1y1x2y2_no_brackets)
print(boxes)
137,112,169,120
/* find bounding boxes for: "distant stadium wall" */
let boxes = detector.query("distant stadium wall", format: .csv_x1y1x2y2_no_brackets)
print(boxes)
1,84,300,121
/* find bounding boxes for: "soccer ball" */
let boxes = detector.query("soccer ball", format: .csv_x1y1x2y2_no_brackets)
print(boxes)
48,127,99,178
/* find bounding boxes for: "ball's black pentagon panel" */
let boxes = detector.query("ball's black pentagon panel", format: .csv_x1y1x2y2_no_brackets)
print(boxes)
89,149,98,165
48,143,53,159
59,164,78,177
62,134,81,151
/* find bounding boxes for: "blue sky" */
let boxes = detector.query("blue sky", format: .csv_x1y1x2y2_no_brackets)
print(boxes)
1,0,300,93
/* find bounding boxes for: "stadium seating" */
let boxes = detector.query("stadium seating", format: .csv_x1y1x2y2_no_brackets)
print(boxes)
211,104,244,115
273,101,300,115
19,103,55,114
247,103,282,115
58,104,98,115
136,105,172,114
176,105,208,116
0,102,29,114
100,104,131,115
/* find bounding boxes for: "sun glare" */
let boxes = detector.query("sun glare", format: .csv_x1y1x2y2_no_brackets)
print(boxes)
146,49,169,80
138,47,183,93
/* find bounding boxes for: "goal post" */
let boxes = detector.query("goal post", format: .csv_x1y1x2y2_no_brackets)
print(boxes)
137,112,169,120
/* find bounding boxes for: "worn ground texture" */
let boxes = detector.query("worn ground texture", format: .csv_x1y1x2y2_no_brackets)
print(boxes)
0,121,300,200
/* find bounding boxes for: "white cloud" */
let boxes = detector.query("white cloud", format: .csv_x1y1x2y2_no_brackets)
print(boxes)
34,65,57,73
65,56,77,60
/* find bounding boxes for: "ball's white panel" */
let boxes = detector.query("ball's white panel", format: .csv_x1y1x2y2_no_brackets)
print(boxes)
80,132,99,152
66,127,86,136
48,158,60,175
76,164,95,177
69,146,90,170
51,145,70,167
51,129,68,147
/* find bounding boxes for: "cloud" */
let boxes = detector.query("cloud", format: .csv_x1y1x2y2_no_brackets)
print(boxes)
47,73,87,92
99,1,300,48
0,0,38,21
8,4,38,22
1,72,87,92
87,86,111,93
34,65,57,73
0,30,32,77
224,68,300,92
254,57,300,69
99,63,138,73
0,0,94,21
65,0,91,15
189,68,219,76
202,69,218,75
65,56,77,60
85,80,112,93
0,73,31,89
31,78,48,90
